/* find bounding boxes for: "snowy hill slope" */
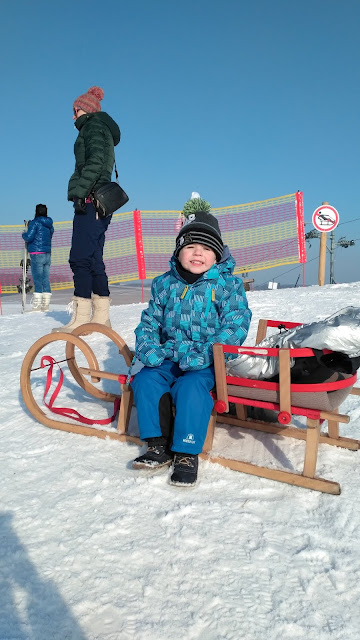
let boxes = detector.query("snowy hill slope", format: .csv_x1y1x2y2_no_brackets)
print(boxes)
1,282,360,640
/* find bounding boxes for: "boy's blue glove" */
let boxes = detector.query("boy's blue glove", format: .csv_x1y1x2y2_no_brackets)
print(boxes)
161,340,175,359
179,349,208,371
143,351,164,367
136,344,169,368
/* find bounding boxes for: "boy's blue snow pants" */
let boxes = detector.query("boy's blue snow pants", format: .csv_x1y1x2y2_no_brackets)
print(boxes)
131,360,215,454
69,202,111,298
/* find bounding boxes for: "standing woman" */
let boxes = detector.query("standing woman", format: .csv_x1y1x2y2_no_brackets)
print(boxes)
52,85,121,333
22,204,54,312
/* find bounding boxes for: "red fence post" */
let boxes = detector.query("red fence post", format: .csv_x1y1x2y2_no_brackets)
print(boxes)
133,210,146,303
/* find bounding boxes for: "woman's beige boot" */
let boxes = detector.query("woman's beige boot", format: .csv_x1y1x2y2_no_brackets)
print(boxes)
30,292,43,312
52,296,92,333
91,294,112,327
41,292,52,312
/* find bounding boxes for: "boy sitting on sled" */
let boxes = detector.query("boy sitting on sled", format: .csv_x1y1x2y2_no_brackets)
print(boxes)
131,193,252,486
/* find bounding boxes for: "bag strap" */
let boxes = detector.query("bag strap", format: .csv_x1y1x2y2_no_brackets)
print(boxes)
114,161,119,185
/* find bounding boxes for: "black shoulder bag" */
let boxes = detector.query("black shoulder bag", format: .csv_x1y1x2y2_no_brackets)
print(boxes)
91,162,129,219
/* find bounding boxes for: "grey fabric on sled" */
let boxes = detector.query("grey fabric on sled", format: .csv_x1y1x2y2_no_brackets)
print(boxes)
227,374,353,412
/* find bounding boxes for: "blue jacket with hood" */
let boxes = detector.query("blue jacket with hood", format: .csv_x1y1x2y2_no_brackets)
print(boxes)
22,216,54,253
135,246,252,371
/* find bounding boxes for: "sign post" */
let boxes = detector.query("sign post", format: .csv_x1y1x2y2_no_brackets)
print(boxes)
312,202,339,286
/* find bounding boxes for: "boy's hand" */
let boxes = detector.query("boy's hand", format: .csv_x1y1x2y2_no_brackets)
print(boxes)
179,349,207,371
147,353,164,366
136,346,166,367
162,340,175,359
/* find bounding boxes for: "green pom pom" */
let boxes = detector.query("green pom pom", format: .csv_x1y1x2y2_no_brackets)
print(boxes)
182,197,211,217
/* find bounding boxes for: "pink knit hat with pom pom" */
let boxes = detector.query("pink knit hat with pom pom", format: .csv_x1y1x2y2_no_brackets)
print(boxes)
73,86,104,113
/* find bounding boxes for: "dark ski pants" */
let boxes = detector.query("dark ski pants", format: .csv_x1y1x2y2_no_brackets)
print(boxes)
131,360,215,454
69,202,111,299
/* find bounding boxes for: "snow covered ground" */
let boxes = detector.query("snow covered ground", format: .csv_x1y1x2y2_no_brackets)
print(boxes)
1,282,360,640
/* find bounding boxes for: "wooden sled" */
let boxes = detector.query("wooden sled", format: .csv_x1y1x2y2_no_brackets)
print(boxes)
20,320,360,494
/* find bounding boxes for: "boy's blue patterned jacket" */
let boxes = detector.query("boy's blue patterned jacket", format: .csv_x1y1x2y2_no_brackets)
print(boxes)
135,247,252,371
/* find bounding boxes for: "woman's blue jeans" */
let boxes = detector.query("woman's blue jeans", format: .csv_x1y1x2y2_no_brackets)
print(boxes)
30,253,51,293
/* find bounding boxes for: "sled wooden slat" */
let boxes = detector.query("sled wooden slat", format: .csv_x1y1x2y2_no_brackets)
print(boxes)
278,348,291,416
303,418,321,478
255,318,268,344
223,394,351,424
216,414,359,450
319,410,349,423
200,455,340,495
79,367,120,382
327,408,340,440
213,343,229,412
202,410,217,454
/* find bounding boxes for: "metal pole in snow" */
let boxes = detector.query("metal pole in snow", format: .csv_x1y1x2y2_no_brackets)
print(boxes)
317,202,328,286
329,230,336,284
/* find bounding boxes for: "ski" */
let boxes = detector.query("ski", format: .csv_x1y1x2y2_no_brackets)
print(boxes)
21,222,28,313
18,220,32,313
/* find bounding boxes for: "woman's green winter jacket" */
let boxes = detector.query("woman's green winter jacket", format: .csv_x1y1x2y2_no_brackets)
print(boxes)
67,112,121,201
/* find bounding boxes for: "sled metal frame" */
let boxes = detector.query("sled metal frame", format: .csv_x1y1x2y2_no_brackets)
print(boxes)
210,318,360,495
20,320,359,494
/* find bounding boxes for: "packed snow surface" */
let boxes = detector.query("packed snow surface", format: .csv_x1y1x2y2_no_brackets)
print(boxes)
1,282,360,640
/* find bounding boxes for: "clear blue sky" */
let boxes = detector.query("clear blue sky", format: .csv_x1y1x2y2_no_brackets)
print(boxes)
1,0,359,286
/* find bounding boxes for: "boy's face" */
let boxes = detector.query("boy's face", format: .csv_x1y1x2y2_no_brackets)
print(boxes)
179,243,217,274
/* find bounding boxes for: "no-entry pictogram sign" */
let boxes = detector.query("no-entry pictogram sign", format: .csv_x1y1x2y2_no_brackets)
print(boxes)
312,205,339,232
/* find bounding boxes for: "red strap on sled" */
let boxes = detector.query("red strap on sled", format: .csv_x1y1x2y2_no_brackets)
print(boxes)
41,355,120,425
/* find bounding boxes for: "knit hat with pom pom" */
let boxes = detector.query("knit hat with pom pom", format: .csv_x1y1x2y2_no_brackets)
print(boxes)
73,86,104,113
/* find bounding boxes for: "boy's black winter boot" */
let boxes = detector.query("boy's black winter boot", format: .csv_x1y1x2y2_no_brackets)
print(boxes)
170,453,198,487
132,437,173,469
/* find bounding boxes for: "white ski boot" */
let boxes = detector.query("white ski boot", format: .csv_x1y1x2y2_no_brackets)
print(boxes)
91,294,112,328
41,292,52,312
52,297,92,333
30,292,42,312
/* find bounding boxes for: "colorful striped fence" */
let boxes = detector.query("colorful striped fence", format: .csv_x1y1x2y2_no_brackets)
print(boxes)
0,192,305,293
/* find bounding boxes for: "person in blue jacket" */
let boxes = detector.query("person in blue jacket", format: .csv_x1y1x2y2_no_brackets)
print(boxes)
131,193,252,487
22,204,54,312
